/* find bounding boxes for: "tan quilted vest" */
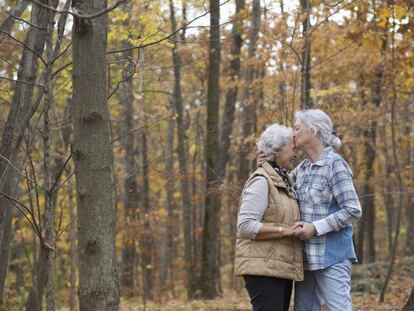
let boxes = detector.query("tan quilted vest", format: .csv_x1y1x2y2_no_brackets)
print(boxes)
234,162,304,281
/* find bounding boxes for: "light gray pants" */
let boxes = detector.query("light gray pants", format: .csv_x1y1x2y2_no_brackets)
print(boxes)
294,260,352,311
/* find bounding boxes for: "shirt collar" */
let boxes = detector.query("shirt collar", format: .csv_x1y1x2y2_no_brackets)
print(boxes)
302,146,333,167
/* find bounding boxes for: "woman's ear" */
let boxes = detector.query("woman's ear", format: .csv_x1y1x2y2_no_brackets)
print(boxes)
311,127,320,139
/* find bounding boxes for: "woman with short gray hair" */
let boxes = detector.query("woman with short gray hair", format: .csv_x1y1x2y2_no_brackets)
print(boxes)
235,123,303,311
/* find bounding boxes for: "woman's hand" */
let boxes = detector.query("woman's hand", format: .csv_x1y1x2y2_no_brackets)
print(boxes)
293,222,317,240
282,226,297,237
256,150,267,167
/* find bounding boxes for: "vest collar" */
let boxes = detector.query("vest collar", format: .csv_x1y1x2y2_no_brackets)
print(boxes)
261,162,292,189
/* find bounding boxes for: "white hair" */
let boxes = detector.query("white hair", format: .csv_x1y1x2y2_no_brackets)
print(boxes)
295,109,341,149
256,124,293,162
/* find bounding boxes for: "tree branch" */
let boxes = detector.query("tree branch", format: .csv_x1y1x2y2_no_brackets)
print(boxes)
4,10,47,30
107,0,231,54
29,0,127,20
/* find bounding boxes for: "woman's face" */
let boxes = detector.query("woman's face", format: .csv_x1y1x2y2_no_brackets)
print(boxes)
293,119,312,151
275,139,296,171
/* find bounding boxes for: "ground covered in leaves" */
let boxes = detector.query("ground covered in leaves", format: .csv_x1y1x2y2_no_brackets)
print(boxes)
120,257,414,311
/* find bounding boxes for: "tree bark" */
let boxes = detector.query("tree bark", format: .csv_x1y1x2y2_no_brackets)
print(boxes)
71,0,119,309
157,98,176,294
404,100,414,255
0,0,55,232
200,0,222,299
238,0,261,184
278,2,288,124
26,246,47,311
0,155,22,306
168,0,195,298
218,0,244,290
43,20,55,310
300,0,312,108
380,10,404,302
67,168,77,311
0,0,28,34
403,285,414,311
140,112,153,301
218,0,244,175
118,1,138,295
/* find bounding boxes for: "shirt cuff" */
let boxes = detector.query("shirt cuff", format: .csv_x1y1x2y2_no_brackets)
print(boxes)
251,223,263,239
312,219,332,236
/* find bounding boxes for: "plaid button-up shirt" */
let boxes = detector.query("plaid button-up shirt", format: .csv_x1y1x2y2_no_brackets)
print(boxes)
291,147,362,270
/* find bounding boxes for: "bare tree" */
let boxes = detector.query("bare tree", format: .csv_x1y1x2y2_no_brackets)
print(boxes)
0,156,22,305
0,0,55,233
300,0,312,108
0,0,29,34
403,285,414,311
168,0,195,299
218,0,245,289
380,6,405,302
118,1,138,295
71,0,119,309
200,0,222,298
238,0,261,184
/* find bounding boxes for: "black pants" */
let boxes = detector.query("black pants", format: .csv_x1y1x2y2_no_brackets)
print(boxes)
243,275,293,311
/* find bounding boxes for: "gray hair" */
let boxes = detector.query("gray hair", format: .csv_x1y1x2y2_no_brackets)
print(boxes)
256,124,293,162
295,109,341,149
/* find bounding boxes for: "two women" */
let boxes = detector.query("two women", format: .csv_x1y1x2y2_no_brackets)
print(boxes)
235,109,362,311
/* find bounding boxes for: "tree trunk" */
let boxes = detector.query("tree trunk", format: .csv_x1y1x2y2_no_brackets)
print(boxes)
137,49,153,302
278,0,290,124
0,155,22,305
67,169,77,311
71,0,119,309
0,0,28,34
218,0,244,291
238,0,261,183
403,285,414,311
382,127,394,257
0,0,55,230
300,0,312,108
157,98,176,294
200,0,222,299
380,12,404,302
43,11,57,310
26,246,47,311
218,0,244,175
118,1,138,295
140,114,153,301
404,101,414,255
168,0,195,298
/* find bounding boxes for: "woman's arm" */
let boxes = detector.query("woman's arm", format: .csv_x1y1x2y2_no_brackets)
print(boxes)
312,158,362,236
255,224,297,240
237,176,268,239
237,176,298,240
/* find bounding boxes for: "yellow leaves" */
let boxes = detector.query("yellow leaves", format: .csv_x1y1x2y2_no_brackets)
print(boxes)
108,25,130,43
376,5,410,28
158,207,168,220
312,85,342,98
173,191,181,200
113,11,129,23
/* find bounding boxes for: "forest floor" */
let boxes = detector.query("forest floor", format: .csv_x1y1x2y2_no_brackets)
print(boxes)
119,257,414,311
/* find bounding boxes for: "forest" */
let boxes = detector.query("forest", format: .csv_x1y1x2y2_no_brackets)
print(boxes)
0,0,413,310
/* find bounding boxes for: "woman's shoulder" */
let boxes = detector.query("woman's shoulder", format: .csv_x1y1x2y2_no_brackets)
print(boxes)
244,175,268,194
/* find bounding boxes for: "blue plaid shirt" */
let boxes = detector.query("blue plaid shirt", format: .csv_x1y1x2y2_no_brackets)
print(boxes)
291,147,362,270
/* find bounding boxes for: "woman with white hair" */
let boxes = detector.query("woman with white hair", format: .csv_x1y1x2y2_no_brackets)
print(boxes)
235,124,304,311
290,109,362,311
